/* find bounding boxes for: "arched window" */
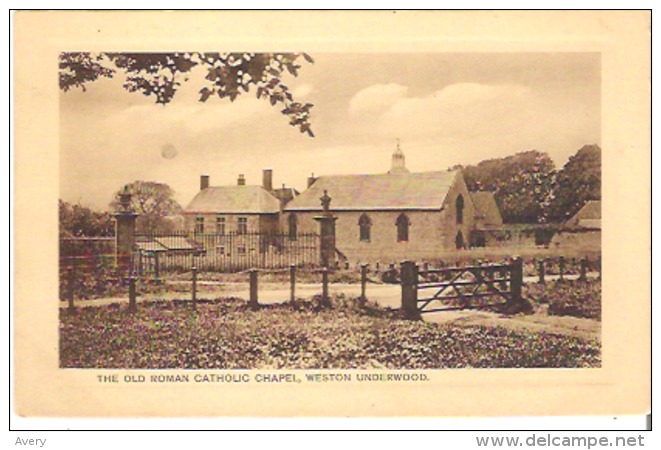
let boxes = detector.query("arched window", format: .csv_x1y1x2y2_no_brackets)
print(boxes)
455,230,465,249
288,213,298,240
396,213,410,242
358,213,372,242
456,195,464,225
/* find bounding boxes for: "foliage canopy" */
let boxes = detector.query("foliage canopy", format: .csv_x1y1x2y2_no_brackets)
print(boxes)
109,181,183,234
59,52,315,136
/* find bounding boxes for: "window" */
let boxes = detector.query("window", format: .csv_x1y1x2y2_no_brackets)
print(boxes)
216,216,225,235
288,213,298,241
216,245,225,256
396,213,410,242
455,230,465,249
237,217,248,234
194,216,204,234
237,245,246,256
359,213,372,242
456,195,464,225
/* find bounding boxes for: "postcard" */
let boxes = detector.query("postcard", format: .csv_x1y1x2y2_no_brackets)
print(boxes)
13,10,651,417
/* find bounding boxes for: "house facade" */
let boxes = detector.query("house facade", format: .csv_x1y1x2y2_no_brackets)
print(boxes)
183,172,282,235
469,191,504,247
550,199,601,252
182,146,504,264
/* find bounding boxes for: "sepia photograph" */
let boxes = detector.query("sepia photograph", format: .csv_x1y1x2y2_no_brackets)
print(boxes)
58,51,602,370
12,10,650,419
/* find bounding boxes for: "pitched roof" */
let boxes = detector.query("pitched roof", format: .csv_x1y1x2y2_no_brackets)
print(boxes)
566,200,601,227
136,237,197,252
284,170,459,211
184,185,280,214
470,191,503,226
577,219,601,230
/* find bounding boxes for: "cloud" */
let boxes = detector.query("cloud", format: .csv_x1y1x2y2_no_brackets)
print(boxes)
343,81,598,169
113,96,271,136
292,83,314,98
348,83,409,116
380,83,531,137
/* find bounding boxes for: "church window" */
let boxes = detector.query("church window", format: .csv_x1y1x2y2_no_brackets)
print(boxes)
359,213,372,242
396,213,410,242
456,195,464,225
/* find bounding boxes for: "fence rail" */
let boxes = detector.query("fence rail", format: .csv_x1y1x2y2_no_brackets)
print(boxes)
401,258,524,318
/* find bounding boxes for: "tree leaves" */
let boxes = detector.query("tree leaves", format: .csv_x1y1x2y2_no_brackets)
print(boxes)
60,52,316,137
59,52,115,92
59,200,114,238
460,150,557,224
199,87,212,102
547,145,601,222
109,181,183,234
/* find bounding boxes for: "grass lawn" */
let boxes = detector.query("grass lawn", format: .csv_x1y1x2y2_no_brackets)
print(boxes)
60,295,601,369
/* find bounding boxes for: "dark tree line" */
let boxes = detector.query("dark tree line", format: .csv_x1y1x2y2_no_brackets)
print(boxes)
60,181,183,237
456,144,601,224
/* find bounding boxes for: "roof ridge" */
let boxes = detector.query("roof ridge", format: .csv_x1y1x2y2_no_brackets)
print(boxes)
317,169,457,179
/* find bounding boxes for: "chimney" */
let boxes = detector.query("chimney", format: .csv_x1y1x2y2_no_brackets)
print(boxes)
237,174,246,186
200,174,209,191
307,172,317,188
262,169,273,192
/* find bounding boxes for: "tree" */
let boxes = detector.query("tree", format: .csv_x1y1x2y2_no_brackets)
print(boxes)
59,200,114,238
457,150,557,224
59,52,315,136
548,144,601,222
110,181,183,234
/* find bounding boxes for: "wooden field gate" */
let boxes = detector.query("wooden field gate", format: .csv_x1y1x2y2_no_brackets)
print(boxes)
400,257,523,319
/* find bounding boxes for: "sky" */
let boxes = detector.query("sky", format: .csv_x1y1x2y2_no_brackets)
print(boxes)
60,52,601,211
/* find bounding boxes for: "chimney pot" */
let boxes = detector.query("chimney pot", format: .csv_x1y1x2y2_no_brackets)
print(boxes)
238,174,246,186
307,174,317,188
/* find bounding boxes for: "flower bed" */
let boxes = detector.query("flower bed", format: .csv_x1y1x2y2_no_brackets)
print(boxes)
60,295,600,369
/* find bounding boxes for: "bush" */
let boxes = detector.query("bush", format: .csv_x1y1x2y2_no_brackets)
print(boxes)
525,279,601,320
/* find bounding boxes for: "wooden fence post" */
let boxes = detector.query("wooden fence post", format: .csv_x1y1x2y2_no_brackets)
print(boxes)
559,256,565,280
579,257,588,281
191,266,197,305
67,261,76,313
154,252,160,280
400,261,420,320
538,258,545,284
289,264,296,302
128,274,137,312
510,257,523,307
321,267,330,307
360,263,368,303
249,269,258,310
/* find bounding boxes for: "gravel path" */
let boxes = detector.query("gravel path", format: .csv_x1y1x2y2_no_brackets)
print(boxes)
60,275,600,341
